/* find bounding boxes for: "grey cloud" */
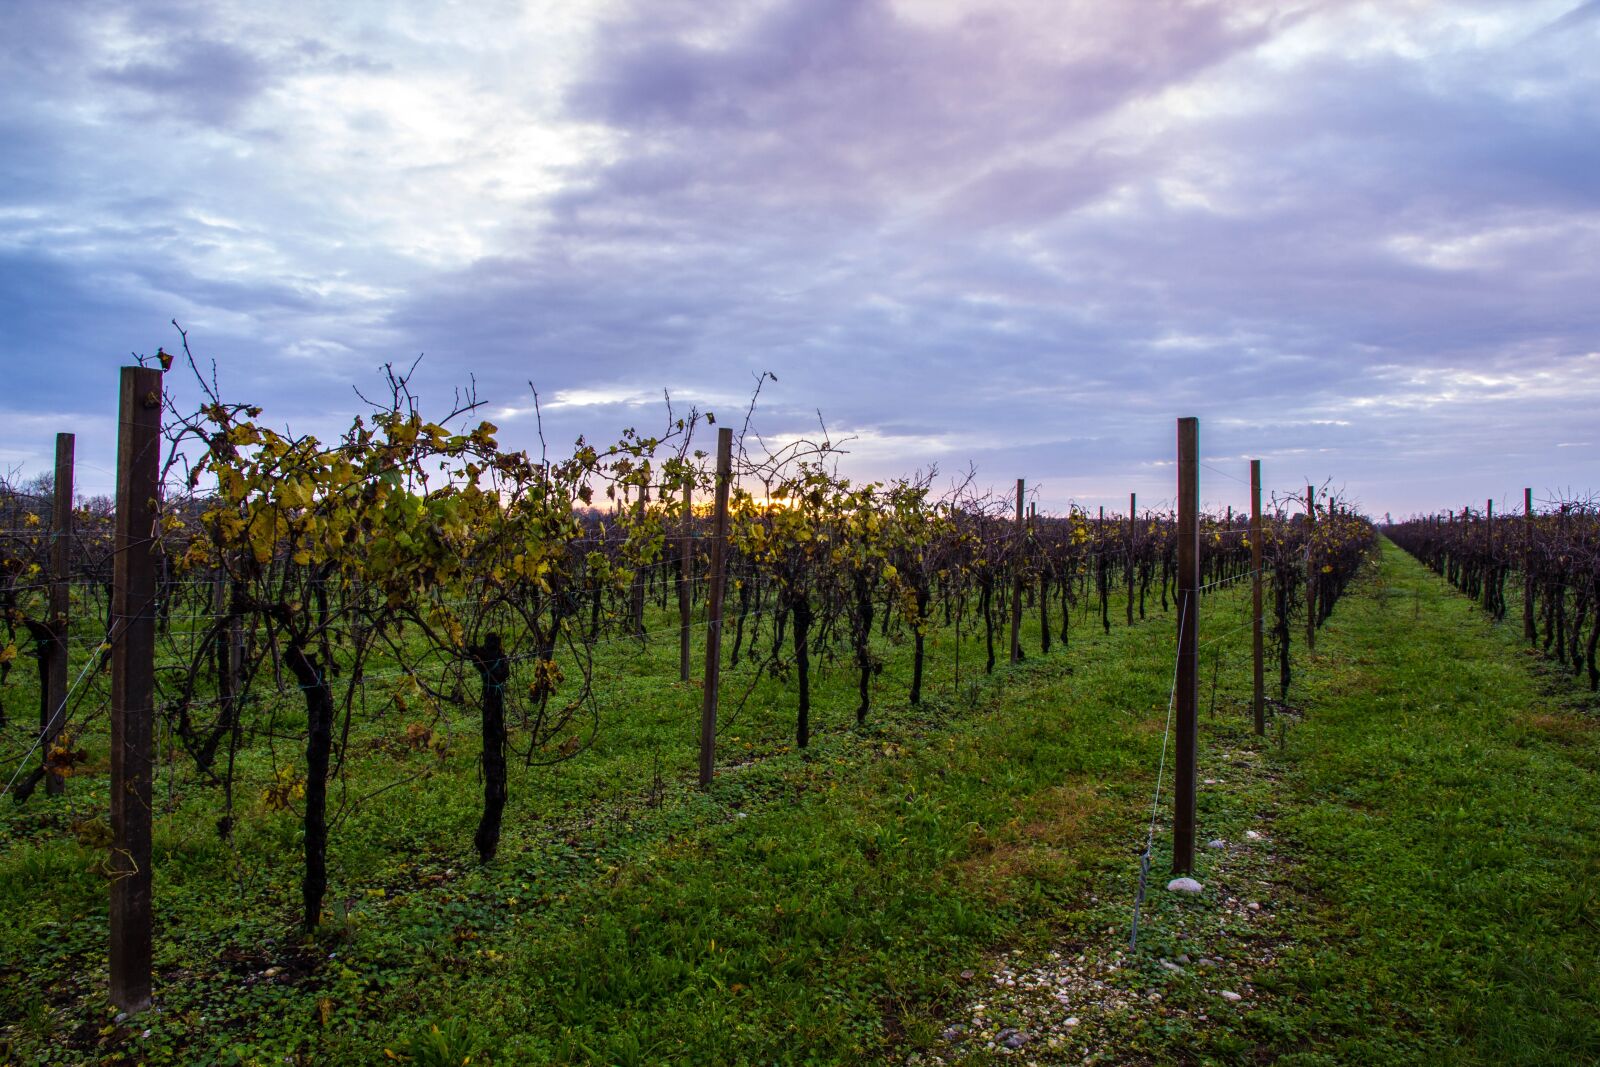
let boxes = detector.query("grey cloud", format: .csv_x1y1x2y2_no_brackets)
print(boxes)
566,0,1285,204
4,0,1598,516
387,0,1595,514
99,37,270,125
1538,0,1600,33
938,155,1132,229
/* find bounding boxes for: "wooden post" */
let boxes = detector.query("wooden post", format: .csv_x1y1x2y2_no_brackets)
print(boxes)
1097,504,1106,635
630,486,647,636
1010,478,1024,663
1250,459,1265,736
1126,492,1136,626
1174,418,1199,875
1523,488,1535,643
1304,485,1317,652
678,480,693,682
1486,498,1494,610
111,366,161,1013
698,428,733,789
45,432,74,796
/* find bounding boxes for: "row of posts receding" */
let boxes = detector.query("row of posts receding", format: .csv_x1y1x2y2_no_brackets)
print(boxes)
79,371,1310,1009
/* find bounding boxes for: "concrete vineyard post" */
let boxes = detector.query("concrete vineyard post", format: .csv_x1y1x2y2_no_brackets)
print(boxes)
1010,478,1024,664
1251,459,1265,736
111,366,161,1013
45,432,74,796
1174,418,1200,875
698,427,733,789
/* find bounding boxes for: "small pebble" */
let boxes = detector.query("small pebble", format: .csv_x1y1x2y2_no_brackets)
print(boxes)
1220,990,1243,1002
1207,839,1226,849
1167,877,1203,895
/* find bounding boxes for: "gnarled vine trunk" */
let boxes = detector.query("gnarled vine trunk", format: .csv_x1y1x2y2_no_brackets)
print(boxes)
910,581,929,706
793,593,813,748
283,644,333,932
853,573,873,725
472,634,511,862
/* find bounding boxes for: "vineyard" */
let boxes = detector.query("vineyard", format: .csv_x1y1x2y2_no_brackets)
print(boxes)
1387,499,1600,690
2,358,1596,1065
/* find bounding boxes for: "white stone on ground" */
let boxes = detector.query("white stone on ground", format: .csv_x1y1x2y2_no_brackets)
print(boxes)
1167,877,1203,894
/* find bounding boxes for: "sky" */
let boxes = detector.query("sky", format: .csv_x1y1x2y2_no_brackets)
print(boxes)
2,0,1597,520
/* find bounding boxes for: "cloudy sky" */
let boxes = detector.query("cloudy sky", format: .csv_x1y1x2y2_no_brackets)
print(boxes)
3,0,1596,518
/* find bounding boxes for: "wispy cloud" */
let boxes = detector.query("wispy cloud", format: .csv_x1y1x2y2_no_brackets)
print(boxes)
1,0,1596,514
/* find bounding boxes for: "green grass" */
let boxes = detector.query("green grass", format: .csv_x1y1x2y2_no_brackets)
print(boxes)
2,544,1598,1065
1253,539,1600,1065
0,586,1190,1064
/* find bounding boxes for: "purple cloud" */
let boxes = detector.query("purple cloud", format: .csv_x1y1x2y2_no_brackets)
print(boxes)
1,0,1596,517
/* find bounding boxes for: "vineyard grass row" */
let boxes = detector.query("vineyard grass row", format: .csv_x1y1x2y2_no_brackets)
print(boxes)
1264,538,1600,1065
5,539,1598,1064
4,565,1230,1063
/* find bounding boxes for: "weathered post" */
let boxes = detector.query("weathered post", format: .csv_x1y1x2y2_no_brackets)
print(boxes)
1174,418,1200,875
1485,498,1495,611
45,432,74,796
1304,485,1317,651
679,479,693,682
1251,460,1265,736
1126,491,1136,626
698,428,733,789
629,485,647,636
1010,478,1024,663
1031,502,1049,654
1523,488,1535,643
111,367,161,1012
